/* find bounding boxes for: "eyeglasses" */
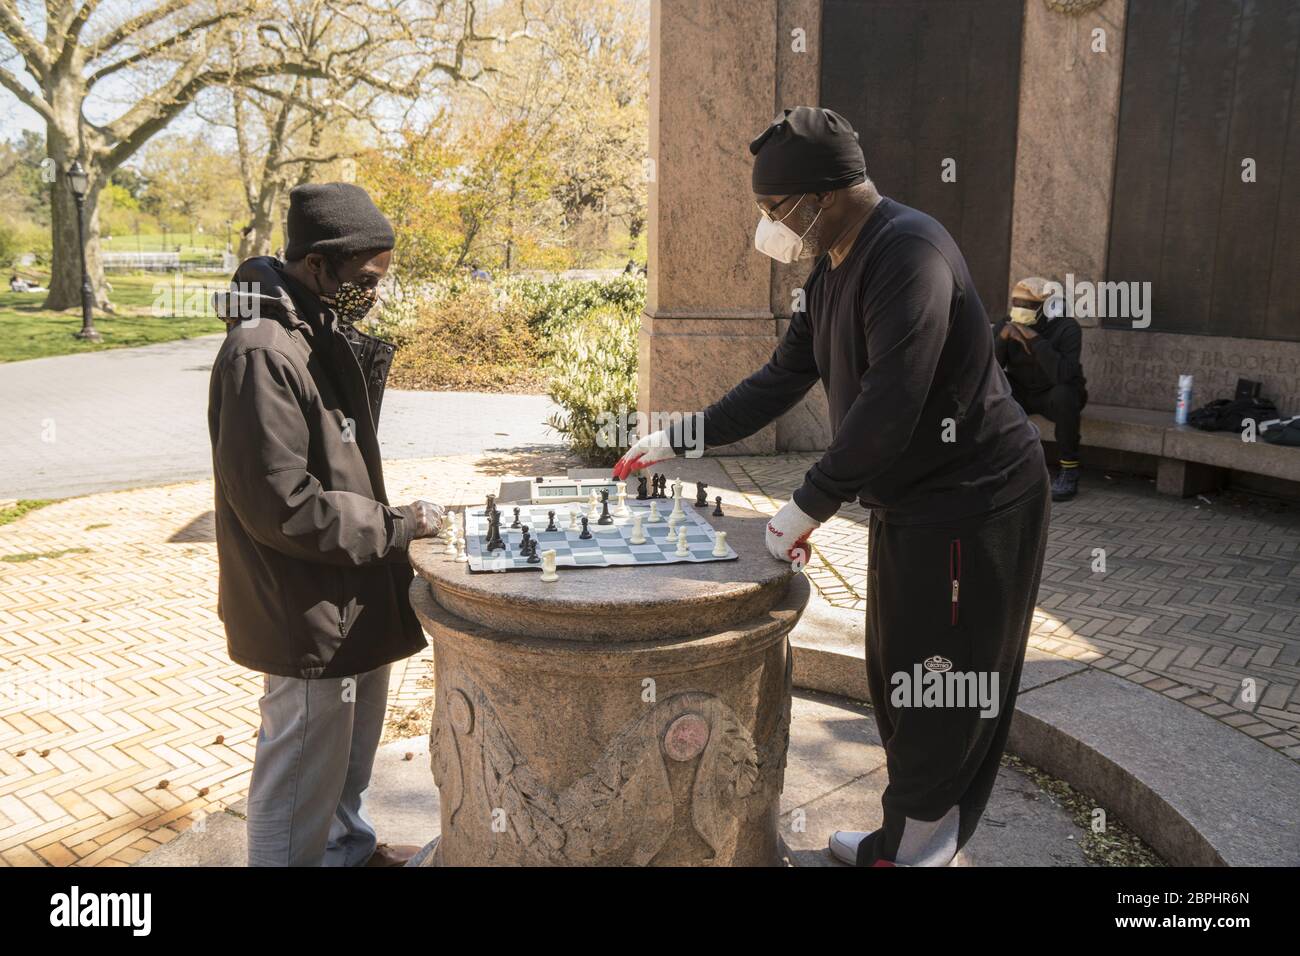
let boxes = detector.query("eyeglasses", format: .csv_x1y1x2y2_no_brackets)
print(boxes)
755,195,798,221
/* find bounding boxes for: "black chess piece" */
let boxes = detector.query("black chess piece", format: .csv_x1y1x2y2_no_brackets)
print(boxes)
579,516,592,540
598,489,614,525
485,494,497,517
511,507,521,529
526,539,541,563
695,482,708,507
652,474,663,498
636,475,648,500
713,496,724,517
546,510,557,532
486,511,505,551
519,526,532,556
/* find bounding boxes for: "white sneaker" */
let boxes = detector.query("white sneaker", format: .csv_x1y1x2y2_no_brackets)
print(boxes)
827,830,869,865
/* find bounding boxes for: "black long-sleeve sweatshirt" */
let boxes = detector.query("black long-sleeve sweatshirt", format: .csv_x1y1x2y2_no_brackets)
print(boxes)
699,197,1045,525
992,312,1087,393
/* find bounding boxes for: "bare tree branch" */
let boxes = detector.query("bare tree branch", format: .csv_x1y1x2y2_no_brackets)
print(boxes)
0,62,55,122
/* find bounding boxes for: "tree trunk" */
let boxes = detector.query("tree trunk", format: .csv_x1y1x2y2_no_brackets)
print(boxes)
42,113,111,312
239,180,283,259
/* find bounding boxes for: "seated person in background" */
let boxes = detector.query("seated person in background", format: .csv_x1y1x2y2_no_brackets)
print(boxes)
10,275,30,292
993,276,1088,502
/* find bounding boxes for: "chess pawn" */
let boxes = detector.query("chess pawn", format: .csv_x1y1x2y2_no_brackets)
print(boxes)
647,501,661,523
454,535,468,562
539,549,558,582
675,528,690,556
629,513,646,545
444,521,458,555
712,530,729,558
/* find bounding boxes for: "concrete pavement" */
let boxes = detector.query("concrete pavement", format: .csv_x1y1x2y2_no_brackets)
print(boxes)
138,694,1104,867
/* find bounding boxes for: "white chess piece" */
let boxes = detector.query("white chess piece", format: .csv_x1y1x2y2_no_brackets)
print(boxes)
647,501,661,523
455,535,468,562
675,528,690,556
588,491,600,521
629,513,646,545
668,482,686,528
615,481,630,518
568,509,578,532
444,509,458,555
539,549,558,582
712,530,729,558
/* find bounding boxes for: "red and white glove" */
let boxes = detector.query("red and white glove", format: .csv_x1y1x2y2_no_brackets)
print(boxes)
612,429,678,481
765,499,820,564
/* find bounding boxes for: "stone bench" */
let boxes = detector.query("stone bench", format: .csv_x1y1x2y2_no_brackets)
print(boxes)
1029,403,1300,496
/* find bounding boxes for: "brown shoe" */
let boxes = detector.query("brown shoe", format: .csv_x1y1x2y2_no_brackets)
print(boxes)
365,842,421,867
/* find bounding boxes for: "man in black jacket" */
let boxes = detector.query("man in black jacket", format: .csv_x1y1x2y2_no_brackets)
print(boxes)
616,107,1050,867
209,183,443,866
993,276,1088,502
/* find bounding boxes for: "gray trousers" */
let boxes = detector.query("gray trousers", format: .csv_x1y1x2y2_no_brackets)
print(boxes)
246,664,392,867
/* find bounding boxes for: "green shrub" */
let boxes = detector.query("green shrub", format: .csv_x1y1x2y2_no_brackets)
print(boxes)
545,304,639,465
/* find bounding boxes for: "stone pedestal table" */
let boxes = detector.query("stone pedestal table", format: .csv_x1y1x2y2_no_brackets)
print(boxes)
407,504,808,866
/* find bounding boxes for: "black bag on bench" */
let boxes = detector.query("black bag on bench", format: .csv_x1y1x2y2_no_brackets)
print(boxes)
1262,417,1300,447
1187,397,1279,432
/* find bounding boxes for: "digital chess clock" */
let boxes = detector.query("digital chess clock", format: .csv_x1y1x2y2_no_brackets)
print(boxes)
496,472,633,505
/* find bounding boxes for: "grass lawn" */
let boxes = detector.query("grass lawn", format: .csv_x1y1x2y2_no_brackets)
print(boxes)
0,272,226,363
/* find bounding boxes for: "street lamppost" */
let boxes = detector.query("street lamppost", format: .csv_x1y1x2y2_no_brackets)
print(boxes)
65,160,101,342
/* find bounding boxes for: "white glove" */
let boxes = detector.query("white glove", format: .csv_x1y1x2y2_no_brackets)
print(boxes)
765,499,820,564
612,429,678,480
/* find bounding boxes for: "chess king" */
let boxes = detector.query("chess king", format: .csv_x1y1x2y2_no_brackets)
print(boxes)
614,107,1050,867
209,183,445,867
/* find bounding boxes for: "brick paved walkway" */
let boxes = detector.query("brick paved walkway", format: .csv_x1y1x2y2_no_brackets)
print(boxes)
722,457,1300,760
0,449,577,866
2,451,1296,866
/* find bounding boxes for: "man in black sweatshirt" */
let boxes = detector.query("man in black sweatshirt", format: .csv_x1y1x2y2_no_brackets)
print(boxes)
993,276,1088,502
615,107,1050,867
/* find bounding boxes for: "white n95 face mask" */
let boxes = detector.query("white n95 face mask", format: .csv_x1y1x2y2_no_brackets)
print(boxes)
754,194,821,263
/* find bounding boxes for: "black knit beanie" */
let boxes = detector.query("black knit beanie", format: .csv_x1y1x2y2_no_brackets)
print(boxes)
750,107,867,195
284,183,395,262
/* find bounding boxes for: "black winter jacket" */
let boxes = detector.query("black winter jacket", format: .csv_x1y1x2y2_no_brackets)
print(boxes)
208,257,424,678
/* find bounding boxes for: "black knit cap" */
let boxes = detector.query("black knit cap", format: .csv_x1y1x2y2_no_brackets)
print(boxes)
750,107,867,195
284,182,395,262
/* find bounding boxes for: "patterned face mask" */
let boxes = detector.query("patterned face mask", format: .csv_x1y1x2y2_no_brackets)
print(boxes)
321,281,378,324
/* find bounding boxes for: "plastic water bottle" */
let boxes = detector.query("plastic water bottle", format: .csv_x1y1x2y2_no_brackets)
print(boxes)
1176,374,1193,425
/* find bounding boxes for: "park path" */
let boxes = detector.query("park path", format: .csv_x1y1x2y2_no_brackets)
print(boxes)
0,335,559,500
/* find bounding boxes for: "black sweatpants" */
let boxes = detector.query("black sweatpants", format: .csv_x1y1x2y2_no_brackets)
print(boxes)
857,469,1050,866
1012,382,1088,463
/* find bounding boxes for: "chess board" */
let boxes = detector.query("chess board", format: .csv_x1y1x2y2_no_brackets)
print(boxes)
462,501,738,573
